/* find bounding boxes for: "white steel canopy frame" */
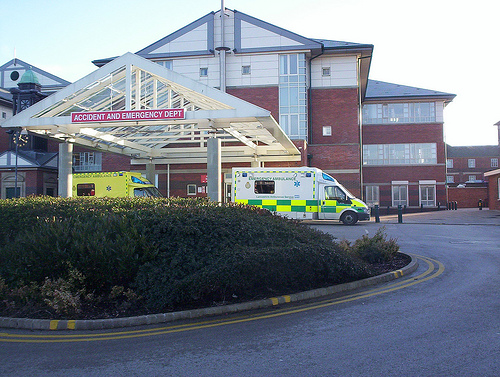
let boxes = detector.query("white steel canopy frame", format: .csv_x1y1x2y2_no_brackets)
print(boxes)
2,52,300,165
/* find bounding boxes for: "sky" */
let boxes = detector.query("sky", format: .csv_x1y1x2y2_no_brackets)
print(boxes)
0,0,498,146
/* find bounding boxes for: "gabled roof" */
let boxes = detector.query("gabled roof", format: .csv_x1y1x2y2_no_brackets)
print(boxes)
2,52,300,164
0,150,58,169
365,80,456,103
93,9,372,66
0,59,70,92
447,145,500,158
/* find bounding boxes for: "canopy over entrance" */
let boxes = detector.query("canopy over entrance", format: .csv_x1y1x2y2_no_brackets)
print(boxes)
2,52,300,165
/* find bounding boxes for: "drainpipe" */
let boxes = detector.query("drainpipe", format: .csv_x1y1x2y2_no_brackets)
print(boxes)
307,46,324,156
216,0,230,92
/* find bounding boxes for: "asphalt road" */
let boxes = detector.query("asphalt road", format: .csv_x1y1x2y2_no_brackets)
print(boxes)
1,209,499,376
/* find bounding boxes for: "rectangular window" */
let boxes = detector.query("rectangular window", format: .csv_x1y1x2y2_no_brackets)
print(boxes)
279,53,307,140
365,186,380,206
468,175,476,182
491,158,498,168
392,184,408,207
2,112,6,119
446,159,453,168
362,102,436,124
200,68,208,77
73,152,102,172
447,176,454,183
322,67,331,76
468,159,476,168
76,183,95,196
322,126,332,136
420,185,436,207
187,184,197,195
155,60,173,69
254,180,275,194
363,143,437,165
242,65,251,75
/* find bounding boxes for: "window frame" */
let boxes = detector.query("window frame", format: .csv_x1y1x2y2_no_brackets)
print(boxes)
392,183,408,207
491,158,498,168
199,67,208,77
241,65,251,75
322,126,332,136
322,67,331,76
468,159,476,168
187,184,197,195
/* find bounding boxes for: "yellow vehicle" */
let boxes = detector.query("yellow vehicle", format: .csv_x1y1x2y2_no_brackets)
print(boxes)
72,171,162,198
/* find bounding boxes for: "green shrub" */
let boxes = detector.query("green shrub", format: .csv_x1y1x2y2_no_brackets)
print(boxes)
0,196,383,319
349,227,400,264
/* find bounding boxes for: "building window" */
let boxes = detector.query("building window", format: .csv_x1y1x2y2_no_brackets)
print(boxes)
491,158,498,168
363,143,437,166
322,67,331,76
187,184,197,195
73,152,102,172
468,159,476,168
420,185,436,207
155,60,173,69
447,176,454,183
322,126,332,136
468,175,476,182
362,102,436,124
242,65,251,75
279,53,307,140
446,159,453,168
392,184,408,207
200,67,208,77
2,112,6,119
365,185,380,206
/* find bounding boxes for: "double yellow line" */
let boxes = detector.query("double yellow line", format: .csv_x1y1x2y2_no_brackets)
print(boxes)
0,255,444,343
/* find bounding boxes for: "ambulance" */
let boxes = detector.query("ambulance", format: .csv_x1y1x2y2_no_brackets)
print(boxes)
232,167,370,225
72,172,162,198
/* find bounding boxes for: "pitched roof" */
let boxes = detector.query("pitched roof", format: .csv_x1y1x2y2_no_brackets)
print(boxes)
365,80,455,102
447,145,500,158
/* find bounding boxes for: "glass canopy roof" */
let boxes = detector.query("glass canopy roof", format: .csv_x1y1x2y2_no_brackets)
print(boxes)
3,53,300,164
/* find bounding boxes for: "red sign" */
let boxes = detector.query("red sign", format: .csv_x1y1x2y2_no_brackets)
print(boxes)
71,109,185,123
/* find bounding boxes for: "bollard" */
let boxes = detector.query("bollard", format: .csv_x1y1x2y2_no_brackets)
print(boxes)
387,206,390,216
448,202,451,210
398,205,403,223
454,201,458,210
420,203,424,212
438,202,441,210
478,199,483,210
374,205,380,223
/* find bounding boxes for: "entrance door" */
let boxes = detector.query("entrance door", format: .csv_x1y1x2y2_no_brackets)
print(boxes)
318,186,352,220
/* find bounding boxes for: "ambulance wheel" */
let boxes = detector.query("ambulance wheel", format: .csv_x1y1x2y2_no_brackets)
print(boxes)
341,211,358,225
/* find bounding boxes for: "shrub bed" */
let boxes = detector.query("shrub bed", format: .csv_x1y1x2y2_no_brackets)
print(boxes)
0,197,404,319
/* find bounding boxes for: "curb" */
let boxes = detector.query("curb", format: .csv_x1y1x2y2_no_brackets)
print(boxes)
0,253,418,331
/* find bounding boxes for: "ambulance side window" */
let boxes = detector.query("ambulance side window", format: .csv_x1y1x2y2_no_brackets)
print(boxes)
77,183,95,196
254,180,275,194
325,186,346,201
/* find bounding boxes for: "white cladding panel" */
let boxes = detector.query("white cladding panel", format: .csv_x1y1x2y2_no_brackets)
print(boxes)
2,68,64,89
214,10,235,50
172,57,220,88
151,24,208,54
311,55,358,88
0,102,13,125
435,101,444,123
226,54,279,87
240,21,303,50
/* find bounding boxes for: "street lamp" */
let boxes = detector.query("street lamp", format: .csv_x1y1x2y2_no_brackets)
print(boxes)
6,127,28,198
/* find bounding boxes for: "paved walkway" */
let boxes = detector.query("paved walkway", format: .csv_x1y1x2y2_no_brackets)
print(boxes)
376,208,500,225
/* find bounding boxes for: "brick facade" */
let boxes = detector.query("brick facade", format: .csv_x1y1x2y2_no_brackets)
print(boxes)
448,186,488,209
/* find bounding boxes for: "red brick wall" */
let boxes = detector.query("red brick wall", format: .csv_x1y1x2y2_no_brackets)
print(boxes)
447,156,498,183
448,187,488,208
226,87,279,120
310,88,359,144
486,173,500,210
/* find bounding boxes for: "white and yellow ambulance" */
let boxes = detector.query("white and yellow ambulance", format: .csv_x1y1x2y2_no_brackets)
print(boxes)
232,167,369,225
72,172,162,198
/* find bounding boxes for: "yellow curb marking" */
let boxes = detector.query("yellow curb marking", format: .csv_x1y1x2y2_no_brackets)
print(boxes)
0,254,443,344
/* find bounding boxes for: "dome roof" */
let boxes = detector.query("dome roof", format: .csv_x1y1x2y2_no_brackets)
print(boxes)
19,68,40,85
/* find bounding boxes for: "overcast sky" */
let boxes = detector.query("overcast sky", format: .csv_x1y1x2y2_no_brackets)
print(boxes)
1,0,498,146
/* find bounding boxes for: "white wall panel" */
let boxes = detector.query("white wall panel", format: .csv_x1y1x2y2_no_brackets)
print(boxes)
225,54,279,87
436,101,444,123
311,55,358,88
152,24,208,54
240,21,302,49
214,11,235,50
